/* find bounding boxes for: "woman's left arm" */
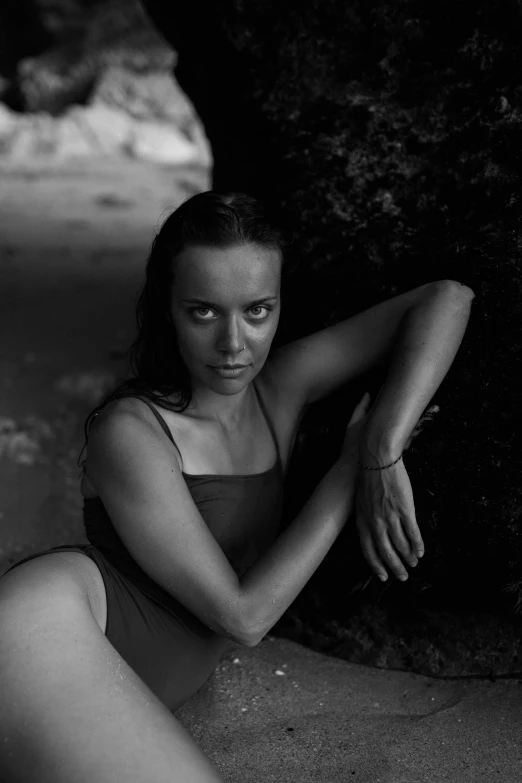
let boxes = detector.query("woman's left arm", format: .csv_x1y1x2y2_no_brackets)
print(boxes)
267,278,475,581
356,281,475,582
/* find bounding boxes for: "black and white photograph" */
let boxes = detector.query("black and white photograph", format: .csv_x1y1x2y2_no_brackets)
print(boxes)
0,1,520,780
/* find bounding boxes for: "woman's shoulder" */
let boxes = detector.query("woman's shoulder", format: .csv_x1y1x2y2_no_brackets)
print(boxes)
84,401,190,503
86,395,184,479
90,395,148,426
88,395,172,446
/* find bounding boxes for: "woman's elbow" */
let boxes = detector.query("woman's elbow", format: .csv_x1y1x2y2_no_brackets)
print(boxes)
226,612,265,647
222,590,270,647
437,279,475,300
238,631,264,648
238,618,268,648
227,619,263,647
214,608,262,647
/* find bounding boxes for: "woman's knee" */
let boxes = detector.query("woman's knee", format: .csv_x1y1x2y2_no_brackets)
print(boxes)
0,555,99,661
1,550,104,617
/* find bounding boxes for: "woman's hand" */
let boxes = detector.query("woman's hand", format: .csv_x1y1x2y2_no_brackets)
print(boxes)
355,459,424,582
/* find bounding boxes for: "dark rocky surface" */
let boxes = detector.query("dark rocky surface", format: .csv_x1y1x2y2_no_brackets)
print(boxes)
0,0,174,114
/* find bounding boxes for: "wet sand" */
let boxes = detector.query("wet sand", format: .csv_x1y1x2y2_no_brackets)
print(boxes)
180,636,522,782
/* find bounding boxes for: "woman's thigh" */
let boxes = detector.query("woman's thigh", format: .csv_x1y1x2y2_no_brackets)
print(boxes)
0,555,226,783
2,548,229,712
1,548,108,634
88,551,230,713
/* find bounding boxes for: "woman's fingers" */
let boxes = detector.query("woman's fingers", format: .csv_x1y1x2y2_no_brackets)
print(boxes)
358,526,388,582
400,512,425,559
387,517,418,568
390,486,424,559
373,529,410,581
359,519,419,581
355,462,424,581
383,462,425,560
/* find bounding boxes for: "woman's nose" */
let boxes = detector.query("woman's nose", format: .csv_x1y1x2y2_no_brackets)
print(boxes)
216,317,244,355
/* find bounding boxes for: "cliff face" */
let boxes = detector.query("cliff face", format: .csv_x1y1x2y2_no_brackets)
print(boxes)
4,0,521,675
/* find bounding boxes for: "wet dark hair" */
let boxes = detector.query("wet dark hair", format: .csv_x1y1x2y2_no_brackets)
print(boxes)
78,190,292,470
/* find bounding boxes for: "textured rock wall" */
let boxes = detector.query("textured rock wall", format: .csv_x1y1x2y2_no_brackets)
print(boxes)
0,0,210,164
142,0,522,674
0,0,173,113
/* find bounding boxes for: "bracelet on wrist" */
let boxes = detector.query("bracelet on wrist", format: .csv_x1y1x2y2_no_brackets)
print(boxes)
357,453,403,471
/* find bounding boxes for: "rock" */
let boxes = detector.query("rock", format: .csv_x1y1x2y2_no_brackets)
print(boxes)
0,0,210,165
0,0,52,87
90,66,211,164
1,0,175,114
0,100,210,164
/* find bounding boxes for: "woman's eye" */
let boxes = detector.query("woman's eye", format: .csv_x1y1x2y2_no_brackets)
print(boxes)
190,307,215,320
189,305,270,320
249,306,270,318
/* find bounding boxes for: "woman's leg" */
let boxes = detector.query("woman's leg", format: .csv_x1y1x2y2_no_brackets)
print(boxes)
0,556,226,783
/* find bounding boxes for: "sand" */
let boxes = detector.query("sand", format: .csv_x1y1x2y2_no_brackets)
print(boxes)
179,635,522,782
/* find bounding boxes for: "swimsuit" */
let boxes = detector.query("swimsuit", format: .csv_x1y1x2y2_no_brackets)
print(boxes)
2,381,284,712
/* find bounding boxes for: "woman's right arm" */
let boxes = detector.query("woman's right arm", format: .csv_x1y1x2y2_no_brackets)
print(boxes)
239,457,358,645
86,396,366,648
239,393,369,646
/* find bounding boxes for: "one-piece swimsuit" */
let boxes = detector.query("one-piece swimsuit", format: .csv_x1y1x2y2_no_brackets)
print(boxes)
2,380,285,712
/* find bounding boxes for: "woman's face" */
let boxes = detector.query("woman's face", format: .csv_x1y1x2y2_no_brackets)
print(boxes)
170,242,282,395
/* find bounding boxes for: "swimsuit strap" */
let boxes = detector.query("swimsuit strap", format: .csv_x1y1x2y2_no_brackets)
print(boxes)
133,397,184,467
135,385,281,474
252,380,282,469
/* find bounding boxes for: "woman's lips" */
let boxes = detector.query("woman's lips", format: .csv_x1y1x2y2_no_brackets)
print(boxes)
209,365,249,378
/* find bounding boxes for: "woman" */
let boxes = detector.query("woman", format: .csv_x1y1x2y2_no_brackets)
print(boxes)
0,191,474,782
